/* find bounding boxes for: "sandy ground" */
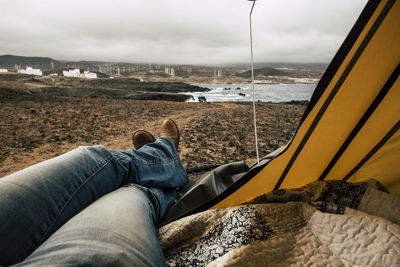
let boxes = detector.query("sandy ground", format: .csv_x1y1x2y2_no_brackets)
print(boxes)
0,92,305,177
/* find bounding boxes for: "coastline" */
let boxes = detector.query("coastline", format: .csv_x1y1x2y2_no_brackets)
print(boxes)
182,82,316,103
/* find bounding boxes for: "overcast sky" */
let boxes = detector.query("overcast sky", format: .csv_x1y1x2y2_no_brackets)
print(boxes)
0,0,367,65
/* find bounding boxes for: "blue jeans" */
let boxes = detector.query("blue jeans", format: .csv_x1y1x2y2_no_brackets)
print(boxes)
0,137,187,266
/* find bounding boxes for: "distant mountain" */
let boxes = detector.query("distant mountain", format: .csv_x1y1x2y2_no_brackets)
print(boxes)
0,55,115,72
259,62,328,70
0,55,149,72
66,60,109,67
0,55,59,68
236,67,288,78
223,62,328,70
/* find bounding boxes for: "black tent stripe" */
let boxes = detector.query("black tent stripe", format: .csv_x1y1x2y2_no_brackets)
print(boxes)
299,0,380,126
343,120,400,181
191,0,390,212
318,63,400,181
274,0,395,190
169,0,394,215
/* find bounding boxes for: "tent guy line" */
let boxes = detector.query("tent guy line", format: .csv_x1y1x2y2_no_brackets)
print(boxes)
249,0,260,166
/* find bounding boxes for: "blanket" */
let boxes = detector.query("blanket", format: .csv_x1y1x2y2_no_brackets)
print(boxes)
158,180,400,266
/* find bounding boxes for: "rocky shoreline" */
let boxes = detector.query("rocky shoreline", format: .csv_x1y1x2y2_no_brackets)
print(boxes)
0,74,210,102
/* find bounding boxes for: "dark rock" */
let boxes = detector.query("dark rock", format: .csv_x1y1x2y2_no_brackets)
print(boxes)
237,67,288,78
284,100,309,105
129,93,192,102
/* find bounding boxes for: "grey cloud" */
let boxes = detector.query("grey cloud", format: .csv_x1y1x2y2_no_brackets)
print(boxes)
0,0,367,64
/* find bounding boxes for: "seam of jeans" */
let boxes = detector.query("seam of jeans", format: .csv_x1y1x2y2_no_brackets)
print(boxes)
129,185,158,223
131,152,181,166
135,136,180,165
113,149,180,163
37,154,115,246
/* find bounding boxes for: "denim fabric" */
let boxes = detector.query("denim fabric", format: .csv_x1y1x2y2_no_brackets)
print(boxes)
0,137,186,266
14,185,169,267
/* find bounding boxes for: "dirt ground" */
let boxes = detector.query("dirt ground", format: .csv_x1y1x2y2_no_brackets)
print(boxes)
0,92,305,177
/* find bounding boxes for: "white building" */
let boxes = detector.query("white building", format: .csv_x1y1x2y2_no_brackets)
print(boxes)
63,69,97,79
84,71,97,79
63,68,81,77
0,69,8,73
18,66,42,76
165,66,175,76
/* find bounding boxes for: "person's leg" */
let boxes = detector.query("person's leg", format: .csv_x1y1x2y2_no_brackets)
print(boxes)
0,137,186,265
14,185,173,267
119,137,187,189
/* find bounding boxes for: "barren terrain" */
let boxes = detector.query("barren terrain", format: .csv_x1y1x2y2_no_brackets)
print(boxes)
0,89,305,177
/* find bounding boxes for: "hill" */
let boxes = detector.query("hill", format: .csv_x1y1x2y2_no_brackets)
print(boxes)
0,55,58,68
0,54,324,83
236,67,288,78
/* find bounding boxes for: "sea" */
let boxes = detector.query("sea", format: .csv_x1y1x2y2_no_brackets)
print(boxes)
181,83,317,103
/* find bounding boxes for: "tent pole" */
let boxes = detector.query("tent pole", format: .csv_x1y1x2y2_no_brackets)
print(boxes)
249,0,260,165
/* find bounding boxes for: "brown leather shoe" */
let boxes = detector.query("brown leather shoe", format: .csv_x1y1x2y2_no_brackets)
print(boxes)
160,119,180,149
132,130,156,149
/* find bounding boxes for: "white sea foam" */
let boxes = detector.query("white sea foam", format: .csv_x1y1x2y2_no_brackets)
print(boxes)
181,83,316,102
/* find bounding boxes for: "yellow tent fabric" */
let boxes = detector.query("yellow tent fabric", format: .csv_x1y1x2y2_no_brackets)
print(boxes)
213,0,400,209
